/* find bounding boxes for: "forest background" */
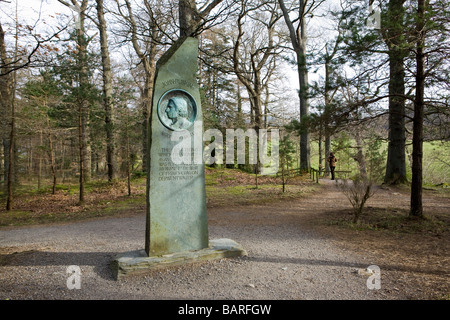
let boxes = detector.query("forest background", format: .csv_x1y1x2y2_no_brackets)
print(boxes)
0,0,448,219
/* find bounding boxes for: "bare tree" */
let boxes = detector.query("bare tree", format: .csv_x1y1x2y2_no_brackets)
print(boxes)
58,0,91,204
232,0,282,131
113,0,164,172
179,0,230,38
96,0,117,182
1,1,69,209
278,0,325,171
0,20,16,210
112,0,229,171
337,176,375,224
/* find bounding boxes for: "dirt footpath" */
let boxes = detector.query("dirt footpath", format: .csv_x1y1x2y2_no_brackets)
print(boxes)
0,179,448,300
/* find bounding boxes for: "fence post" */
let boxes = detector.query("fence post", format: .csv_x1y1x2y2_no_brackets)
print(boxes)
310,168,320,184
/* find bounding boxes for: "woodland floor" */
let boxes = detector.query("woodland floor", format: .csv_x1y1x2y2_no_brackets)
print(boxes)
0,169,449,300
292,178,450,300
208,171,450,299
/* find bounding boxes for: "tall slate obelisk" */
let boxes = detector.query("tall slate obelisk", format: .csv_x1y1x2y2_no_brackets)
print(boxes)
145,36,208,256
111,37,246,280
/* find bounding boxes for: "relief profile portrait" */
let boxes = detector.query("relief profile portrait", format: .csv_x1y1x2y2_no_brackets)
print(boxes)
157,89,197,131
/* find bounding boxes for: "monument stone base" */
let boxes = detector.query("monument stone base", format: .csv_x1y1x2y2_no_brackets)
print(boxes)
111,238,247,280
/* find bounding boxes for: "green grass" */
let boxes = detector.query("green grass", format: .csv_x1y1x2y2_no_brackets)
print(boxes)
325,206,449,235
0,168,316,227
204,167,239,186
0,193,146,227
0,176,147,227
306,138,449,185
206,181,316,207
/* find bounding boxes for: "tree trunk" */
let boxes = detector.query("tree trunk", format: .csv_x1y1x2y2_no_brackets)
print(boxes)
384,50,407,184
297,48,310,171
38,131,43,190
47,115,57,195
236,83,244,128
78,107,85,204
250,87,263,132
383,0,407,184
279,0,310,171
410,0,425,218
0,142,4,182
1,108,11,188
96,0,117,182
142,69,155,172
6,97,14,211
74,0,90,204
324,57,332,176
318,126,322,172
0,21,16,210
179,0,197,37
126,112,131,196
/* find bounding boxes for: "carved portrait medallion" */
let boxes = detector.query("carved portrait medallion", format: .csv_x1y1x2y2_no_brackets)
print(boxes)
157,89,197,131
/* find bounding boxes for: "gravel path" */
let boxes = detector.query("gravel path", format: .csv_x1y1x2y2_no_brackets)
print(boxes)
0,180,404,300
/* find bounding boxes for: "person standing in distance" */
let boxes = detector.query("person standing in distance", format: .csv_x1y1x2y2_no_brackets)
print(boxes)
328,152,337,180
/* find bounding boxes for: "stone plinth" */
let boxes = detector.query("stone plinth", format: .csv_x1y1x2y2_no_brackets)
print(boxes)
112,239,247,280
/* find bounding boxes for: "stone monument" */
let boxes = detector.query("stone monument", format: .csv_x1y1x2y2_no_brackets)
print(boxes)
112,37,246,280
